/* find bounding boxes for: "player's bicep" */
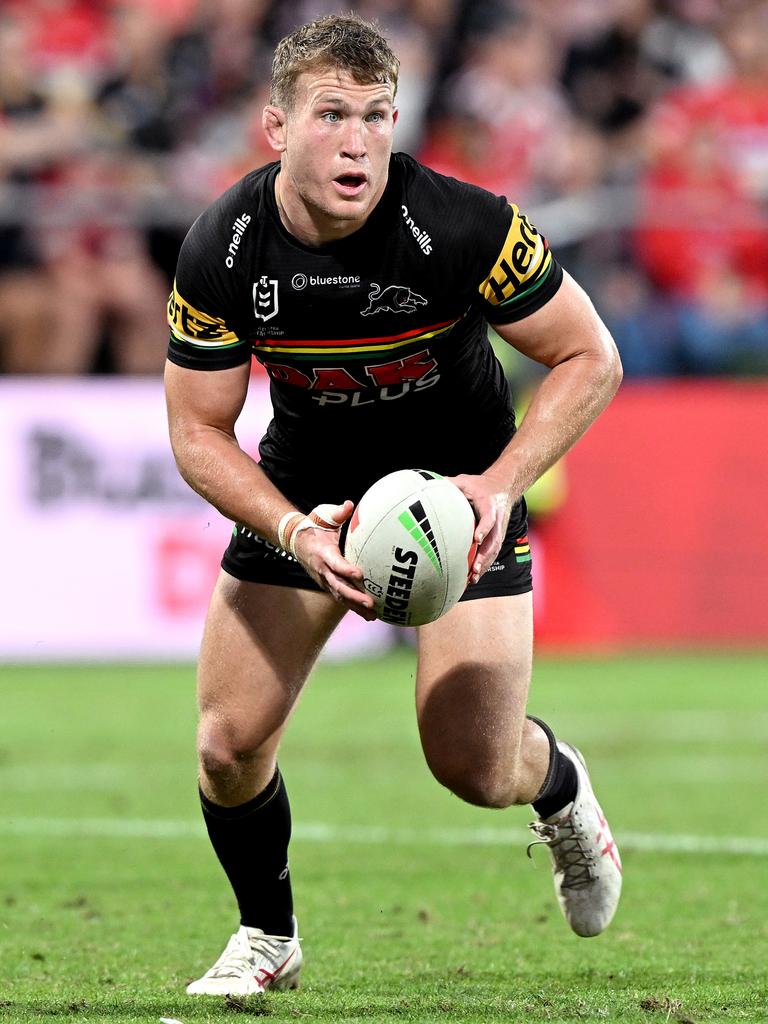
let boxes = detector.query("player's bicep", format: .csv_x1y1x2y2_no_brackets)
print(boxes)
164,359,251,440
493,270,619,369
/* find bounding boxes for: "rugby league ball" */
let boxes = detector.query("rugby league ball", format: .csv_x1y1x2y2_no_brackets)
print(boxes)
344,469,477,627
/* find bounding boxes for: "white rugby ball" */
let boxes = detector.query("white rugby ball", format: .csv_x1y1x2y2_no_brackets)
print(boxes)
344,469,477,627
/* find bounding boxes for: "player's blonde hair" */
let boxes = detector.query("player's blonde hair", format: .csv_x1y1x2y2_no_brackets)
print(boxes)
270,13,399,111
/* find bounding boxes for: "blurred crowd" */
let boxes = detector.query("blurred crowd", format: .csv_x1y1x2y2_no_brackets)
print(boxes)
1,0,768,378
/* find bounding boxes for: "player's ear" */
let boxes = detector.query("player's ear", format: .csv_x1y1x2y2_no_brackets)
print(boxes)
392,107,398,126
263,105,287,153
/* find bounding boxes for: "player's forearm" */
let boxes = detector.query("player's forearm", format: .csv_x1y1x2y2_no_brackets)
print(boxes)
489,347,622,500
170,424,293,544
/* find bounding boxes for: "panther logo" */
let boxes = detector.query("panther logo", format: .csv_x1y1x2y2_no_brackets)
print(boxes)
360,283,427,316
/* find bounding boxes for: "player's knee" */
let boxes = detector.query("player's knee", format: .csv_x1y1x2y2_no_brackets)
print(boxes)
197,719,265,785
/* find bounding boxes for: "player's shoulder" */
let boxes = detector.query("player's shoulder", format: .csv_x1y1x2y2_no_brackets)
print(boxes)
392,152,511,238
179,162,278,266
390,155,563,323
169,164,279,361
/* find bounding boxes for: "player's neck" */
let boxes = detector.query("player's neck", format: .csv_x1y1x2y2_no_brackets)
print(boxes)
274,172,382,247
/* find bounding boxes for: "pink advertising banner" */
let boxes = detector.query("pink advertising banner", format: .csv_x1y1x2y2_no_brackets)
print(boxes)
0,378,395,660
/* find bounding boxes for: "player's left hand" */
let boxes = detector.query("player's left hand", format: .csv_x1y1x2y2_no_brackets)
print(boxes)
448,472,516,585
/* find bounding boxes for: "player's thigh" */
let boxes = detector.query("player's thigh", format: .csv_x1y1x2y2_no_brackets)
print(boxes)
198,570,347,758
415,592,533,769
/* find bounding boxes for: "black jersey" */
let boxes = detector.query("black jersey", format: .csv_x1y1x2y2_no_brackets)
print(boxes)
167,153,563,508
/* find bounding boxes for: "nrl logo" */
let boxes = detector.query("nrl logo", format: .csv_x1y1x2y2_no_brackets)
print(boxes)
253,276,278,321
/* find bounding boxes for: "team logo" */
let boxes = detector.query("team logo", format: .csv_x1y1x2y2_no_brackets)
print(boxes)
361,283,427,317
253,276,278,321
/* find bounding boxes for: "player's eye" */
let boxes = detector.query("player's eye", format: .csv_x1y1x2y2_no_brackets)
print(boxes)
366,111,384,123
321,111,341,123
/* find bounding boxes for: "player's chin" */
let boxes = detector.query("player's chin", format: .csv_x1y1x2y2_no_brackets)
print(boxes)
328,185,373,211
327,198,371,223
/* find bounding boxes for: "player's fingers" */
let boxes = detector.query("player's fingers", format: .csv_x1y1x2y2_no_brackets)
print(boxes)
313,546,368,590
348,602,378,622
312,498,355,528
323,548,365,582
469,528,502,584
473,502,497,547
324,572,376,617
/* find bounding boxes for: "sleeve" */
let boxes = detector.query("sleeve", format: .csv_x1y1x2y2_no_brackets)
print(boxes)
475,202,563,324
166,211,252,371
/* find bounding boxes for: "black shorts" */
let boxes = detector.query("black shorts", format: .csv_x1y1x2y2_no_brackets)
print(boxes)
221,498,533,601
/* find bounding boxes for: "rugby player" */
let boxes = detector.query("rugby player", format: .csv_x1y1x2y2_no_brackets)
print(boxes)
164,13,624,998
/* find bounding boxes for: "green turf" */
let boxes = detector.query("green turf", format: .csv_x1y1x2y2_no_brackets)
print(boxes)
1,652,767,1022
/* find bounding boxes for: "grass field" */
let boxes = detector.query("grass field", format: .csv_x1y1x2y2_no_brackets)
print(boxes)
2,651,767,1023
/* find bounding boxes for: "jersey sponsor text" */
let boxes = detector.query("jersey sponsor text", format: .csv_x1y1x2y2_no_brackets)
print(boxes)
260,348,439,405
225,214,251,268
401,204,432,254
168,285,240,347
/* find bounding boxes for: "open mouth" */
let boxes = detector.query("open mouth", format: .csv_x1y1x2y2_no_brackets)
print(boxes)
333,173,368,196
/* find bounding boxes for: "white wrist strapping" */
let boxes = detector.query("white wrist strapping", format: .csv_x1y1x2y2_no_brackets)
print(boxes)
277,511,304,552
277,504,342,558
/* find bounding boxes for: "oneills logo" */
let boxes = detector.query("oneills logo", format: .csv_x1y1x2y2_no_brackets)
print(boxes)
253,275,278,321
225,213,251,268
401,204,432,255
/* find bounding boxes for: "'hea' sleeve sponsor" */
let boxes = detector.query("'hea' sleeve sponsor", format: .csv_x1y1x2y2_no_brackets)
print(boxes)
476,204,563,324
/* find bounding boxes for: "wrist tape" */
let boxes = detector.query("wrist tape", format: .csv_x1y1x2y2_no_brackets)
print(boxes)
277,504,341,558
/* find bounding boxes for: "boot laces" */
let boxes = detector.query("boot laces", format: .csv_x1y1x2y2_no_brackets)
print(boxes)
204,933,254,980
204,930,293,980
527,818,595,890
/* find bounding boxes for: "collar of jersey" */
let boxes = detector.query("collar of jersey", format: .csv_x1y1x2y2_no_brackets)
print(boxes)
264,160,402,257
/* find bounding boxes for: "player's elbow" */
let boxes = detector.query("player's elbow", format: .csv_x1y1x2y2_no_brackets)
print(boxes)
591,331,623,400
169,419,218,468
167,420,197,476
603,341,623,395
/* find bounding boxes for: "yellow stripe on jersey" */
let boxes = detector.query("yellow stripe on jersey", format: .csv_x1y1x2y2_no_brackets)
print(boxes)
478,204,551,307
167,282,241,348
255,320,457,357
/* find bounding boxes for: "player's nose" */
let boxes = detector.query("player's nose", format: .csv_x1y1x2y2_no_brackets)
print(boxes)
339,120,367,160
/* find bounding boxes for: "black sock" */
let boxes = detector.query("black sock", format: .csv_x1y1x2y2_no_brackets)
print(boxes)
200,767,294,935
528,715,578,820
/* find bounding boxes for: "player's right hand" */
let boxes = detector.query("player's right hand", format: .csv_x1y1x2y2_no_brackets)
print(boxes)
288,501,378,621
449,472,515,584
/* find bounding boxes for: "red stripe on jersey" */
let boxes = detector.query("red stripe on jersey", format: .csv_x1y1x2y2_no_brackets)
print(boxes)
256,319,456,349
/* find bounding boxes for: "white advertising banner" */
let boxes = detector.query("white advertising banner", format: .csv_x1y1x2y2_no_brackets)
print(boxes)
0,378,396,661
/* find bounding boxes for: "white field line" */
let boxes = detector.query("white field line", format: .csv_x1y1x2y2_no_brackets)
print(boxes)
2,817,767,856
